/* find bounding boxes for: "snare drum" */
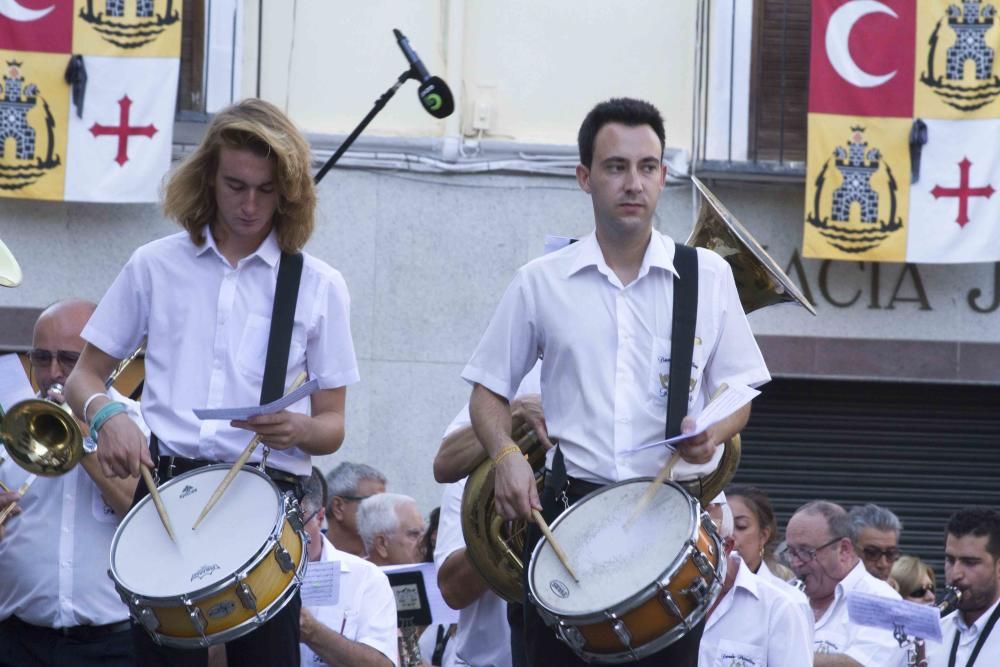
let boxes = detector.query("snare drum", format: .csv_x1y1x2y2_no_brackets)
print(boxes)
110,464,307,648
528,478,725,664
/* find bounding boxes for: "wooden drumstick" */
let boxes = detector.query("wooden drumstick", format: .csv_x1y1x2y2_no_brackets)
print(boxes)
141,466,176,542
0,474,35,526
532,509,580,583
192,372,308,529
628,384,730,526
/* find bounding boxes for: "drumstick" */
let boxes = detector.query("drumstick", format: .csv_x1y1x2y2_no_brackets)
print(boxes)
532,509,580,583
0,474,35,526
627,383,730,526
192,372,309,529
141,466,176,542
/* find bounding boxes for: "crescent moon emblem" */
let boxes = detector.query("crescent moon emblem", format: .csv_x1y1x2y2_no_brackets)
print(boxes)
0,0,54,22
825,0,897,88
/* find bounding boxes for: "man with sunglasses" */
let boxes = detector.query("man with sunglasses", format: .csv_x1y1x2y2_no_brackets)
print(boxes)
0,299,146,667
325,462,387,557
849,503,903,582
785,500,905,666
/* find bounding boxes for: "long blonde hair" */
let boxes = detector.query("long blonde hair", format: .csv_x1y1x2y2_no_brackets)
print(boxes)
163,98,316,253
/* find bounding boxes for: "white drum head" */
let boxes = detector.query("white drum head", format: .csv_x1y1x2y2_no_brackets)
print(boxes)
112,466,283,598
530,479,696,615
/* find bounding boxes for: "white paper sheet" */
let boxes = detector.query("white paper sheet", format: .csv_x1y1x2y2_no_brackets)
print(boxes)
846,591,943,642
193,379,319,420
380,561,460,625
626,384,760,452
299,559,341,607
0,354,36,411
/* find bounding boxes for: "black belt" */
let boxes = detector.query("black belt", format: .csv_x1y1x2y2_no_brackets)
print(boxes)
155,455,304,489
3,615,131,642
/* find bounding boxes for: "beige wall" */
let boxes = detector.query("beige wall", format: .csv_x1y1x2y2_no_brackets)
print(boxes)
243,0,697,151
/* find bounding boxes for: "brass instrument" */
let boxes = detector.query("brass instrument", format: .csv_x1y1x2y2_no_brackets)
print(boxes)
0,239,21,288
0,346,144,477
461,178,815,603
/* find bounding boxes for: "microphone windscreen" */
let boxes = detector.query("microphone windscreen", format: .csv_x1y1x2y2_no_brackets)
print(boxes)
418,76,455,119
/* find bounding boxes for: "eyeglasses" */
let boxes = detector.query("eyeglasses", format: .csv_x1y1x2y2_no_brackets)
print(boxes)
907,585,935,598
303,508,323,525
28,349,81,372
783,537,842,564
861,546,900,563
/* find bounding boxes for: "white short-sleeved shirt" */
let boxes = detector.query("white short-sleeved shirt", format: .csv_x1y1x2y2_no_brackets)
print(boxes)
757,560,815,646
699,556,814,666
925,598,1000,667
83,228,360,476
433,480,512,667
813,561,907,666
462,231,770,484
301,536,399,667
0,390,147,627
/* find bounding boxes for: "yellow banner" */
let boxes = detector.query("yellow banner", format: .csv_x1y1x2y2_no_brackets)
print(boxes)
803,113,912,262
73,0,183,58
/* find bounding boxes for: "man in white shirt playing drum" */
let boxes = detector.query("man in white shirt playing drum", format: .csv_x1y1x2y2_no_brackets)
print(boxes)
0,299,146,667
785,500,906,666
464,97,770,666
925,507,1000,667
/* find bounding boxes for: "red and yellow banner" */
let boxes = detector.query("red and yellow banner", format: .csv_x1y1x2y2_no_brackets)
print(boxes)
0,0,181,202
806,0,1000,264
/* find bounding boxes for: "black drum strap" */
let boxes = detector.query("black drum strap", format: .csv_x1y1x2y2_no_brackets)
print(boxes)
666,244,699,439
260,252,304,404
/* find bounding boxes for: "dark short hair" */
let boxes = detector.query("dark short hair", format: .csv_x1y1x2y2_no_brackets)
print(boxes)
577,97,666,168
947,507,1000,559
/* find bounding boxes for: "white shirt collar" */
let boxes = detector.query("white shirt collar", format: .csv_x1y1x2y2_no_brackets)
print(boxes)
731,555,762,600
194,225,281,268
320,535,353,573
565,231,679,282
957,596,1000,634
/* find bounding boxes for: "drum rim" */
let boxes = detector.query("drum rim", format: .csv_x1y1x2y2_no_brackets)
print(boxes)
109,464,290,602
527,477,701,620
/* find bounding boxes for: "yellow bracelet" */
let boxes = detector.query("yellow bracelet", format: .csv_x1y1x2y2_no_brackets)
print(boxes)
493,444,522,467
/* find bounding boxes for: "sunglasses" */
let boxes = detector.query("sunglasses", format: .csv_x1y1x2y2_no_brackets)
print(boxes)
28,349,81,371
908,585,935,598
861,546,900,563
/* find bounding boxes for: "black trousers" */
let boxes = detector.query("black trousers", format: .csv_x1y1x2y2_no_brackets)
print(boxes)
0,616,134,667
128,460,303,667
521,477,705,666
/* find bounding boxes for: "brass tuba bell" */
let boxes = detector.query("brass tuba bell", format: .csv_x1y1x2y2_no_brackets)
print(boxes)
0,397,84,476
460,178,816,603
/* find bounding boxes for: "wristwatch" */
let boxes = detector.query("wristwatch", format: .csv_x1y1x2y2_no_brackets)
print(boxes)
82,435,98,455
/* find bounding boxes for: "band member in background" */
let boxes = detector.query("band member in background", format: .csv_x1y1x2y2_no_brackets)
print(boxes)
463,97,770,665
0,299,146,667
848,503,903,582
66,98,360,666
326,462,388,557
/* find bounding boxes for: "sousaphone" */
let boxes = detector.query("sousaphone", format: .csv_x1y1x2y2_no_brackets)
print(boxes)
461,177,816,603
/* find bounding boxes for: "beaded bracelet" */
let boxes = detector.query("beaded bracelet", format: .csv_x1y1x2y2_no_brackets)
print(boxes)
90,401,128,437
493,444,522,467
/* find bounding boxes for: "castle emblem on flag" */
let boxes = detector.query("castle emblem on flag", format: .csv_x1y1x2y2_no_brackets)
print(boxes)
79,0,180,49
920,0,1000,111
806,128,904,254
0,62,60,191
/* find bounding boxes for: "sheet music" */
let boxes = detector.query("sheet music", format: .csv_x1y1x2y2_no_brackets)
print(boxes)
300,559,341,607
846,591,943,642
193,379,319,420
626,384,760,453
381,561,460,625
0,354,36,411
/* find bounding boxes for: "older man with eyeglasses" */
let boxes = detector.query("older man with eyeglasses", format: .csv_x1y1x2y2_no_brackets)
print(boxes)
325,462,387,557
848,503,902,582
784,500,906,667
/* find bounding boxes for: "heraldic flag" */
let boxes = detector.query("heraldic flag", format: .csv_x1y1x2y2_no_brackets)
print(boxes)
0,0,181,203
805,0,1000,264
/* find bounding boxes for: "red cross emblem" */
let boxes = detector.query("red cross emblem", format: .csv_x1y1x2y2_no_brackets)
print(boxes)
930,158,995,228
89,95,157,166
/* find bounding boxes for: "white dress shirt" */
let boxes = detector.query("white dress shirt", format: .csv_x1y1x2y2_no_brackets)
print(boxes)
83,228,360,476
926,597,1000,667
0,390,147,627
699,556,814,666
433,480,512,667
301,536,399,667
462,231,770,484
757,560,815,646
813,560,907,666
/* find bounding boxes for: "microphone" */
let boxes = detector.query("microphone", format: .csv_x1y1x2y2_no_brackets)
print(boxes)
393,28,455,119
